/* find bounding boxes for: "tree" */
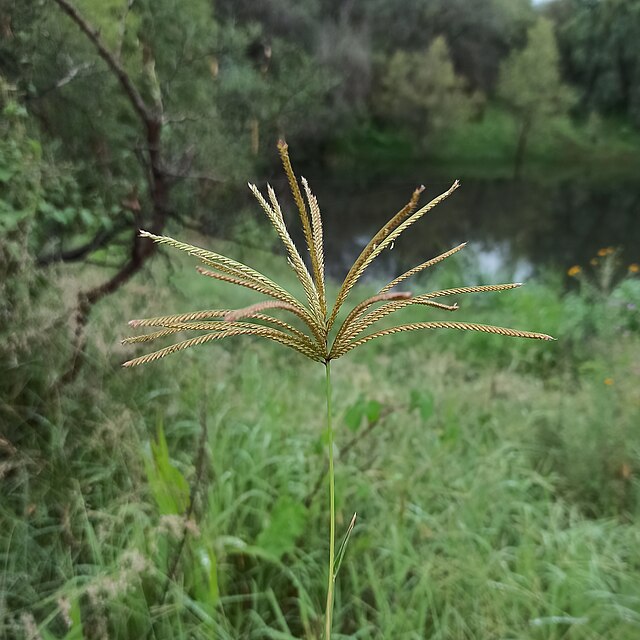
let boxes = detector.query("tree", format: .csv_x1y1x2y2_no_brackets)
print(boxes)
0,0,332,378
364,0,534,92
378,36,482,143
497,17,574,177
553,0,640,127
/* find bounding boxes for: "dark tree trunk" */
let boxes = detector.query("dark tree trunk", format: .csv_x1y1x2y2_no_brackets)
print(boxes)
51,0,172,384
513,114,532,180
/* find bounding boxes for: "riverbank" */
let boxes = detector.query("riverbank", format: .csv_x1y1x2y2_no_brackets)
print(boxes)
330,106,640,181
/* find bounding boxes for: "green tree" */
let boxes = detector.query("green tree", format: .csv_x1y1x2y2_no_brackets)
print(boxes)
554,0,640,126
364,0,534,92
378,36,482,144
0,0,332,376
497,17,574,177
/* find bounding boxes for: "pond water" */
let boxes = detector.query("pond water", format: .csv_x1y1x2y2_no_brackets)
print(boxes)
271,166,640,284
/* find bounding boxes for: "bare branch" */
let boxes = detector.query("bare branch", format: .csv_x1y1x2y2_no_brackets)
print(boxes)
51,0,152,125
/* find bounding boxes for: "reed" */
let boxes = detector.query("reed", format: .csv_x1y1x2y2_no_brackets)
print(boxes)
124,142,554,638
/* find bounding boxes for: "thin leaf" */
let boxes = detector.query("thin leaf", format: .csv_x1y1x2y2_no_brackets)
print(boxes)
333,512,357,579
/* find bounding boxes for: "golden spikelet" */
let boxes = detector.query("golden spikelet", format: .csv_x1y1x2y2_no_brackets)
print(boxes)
302,176,326,316
277,141,325,302
378,242,467,294
332,291,412,347
249,182,322,322
333,321,555,359
125,147,553,368
123,324,324,368
128,309,229,328
328,181,460,328
224,301,300,322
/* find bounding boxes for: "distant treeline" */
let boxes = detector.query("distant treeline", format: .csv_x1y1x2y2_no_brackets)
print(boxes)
1,0,639,328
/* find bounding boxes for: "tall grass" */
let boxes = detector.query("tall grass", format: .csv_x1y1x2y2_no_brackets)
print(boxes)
2,187,640,638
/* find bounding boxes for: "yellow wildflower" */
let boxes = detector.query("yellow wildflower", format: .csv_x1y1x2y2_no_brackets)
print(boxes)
629,263,639,274
567,265,581,277
604,377,614,386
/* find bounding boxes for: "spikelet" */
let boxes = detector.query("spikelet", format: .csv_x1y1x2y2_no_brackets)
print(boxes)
333,321,555,359
224,301,299,322
302,177,326,317
277,141,320,291
328,181,459,328
249,183,322,323
378,243,467,294
332,299,459,356
333,283,521,352
195,267,323,343
332,292,412,347
122,327,184,344
327,187,424,329
141,231,294,303
128,309,229,328
123,324,324,367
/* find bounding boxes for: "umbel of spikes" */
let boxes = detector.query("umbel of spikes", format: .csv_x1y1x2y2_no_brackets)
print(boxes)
123,141,554,367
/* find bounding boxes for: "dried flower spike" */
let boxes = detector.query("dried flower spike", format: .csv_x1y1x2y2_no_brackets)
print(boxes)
123,145,553,367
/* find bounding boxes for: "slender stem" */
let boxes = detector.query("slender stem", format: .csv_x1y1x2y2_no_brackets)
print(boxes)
324,361,335,639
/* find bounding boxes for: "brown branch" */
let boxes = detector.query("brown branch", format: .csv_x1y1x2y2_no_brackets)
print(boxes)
51,0,172,384
51,0,152,125
36,222,128,266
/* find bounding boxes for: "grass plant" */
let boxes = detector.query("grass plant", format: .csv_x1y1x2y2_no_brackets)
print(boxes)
123,142,553,637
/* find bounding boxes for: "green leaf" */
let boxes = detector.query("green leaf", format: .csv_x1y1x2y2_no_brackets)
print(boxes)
144,420,190,515
256,496,308,560
344,397,367,432
345,397,382,432
410,389,435,421
333,512,357,579
79,207,94,226
365,399,381,423
193,545,219,608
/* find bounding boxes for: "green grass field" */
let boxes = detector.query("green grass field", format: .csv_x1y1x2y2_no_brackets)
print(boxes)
2,238,640,639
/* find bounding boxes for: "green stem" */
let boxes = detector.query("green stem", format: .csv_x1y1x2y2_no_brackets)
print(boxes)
324,361,335,639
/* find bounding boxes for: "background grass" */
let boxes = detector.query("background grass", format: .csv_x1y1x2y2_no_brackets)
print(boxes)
2,238,640,639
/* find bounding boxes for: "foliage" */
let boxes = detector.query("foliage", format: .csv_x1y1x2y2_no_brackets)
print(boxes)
498,17,574,121
378,37,483,143
497,17,575,174
555,0,640,126
564,247,640,342
363,0,535,91
2,253,640,637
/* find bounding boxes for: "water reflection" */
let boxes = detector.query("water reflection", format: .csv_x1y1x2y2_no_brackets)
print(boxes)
274,169,640,282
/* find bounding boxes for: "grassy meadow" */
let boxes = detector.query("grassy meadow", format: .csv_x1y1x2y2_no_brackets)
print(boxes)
3,236,640,639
